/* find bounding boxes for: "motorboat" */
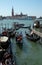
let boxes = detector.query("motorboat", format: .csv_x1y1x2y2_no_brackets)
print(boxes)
33,20,40,28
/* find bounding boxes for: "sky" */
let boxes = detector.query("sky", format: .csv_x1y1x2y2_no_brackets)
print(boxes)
0,0,42,17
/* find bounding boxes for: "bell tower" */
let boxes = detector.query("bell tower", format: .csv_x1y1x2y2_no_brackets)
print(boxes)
12,7,14,17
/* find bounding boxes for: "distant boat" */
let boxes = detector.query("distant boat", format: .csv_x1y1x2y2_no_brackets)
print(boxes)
25,31,40,42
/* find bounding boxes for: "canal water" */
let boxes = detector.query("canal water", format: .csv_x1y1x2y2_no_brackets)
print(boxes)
0,19,42,65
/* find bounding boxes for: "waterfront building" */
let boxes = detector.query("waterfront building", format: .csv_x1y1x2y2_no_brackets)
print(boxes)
0,16,3,20
28,16,36,20
38,17,42,19
14,12,28,20
0,7,36,20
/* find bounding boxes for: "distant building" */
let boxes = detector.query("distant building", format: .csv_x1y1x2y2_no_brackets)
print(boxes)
12,7,14,17
14,12,28,20
28,16,36,20
0,16,3,20
38,17,42,19
4,7,36,20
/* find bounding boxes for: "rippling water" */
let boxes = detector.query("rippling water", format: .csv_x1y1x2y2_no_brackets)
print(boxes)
0,19,42,65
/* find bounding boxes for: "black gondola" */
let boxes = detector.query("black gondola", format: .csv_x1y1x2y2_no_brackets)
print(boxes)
0,35,10,49
0,37,16,65
25,31,40,42
13,22,24,30
0,46,5,61
15,32,23,47
2,28,16,38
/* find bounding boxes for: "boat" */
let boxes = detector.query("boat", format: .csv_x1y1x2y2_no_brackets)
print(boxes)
0,35,10,49
2,28,16,38
6,29,16,38
0,38,16,65
15,32,23,47
0,46,5,61
13,22,24,30
33,20,40,28
25,31,40,42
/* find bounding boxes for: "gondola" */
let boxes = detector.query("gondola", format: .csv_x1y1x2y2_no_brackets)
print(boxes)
13,22,24,30
15,32,23,47
0,37,16,65
0,35,10,49
0,46,5,61
25,31,40,42
2,28,16,38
